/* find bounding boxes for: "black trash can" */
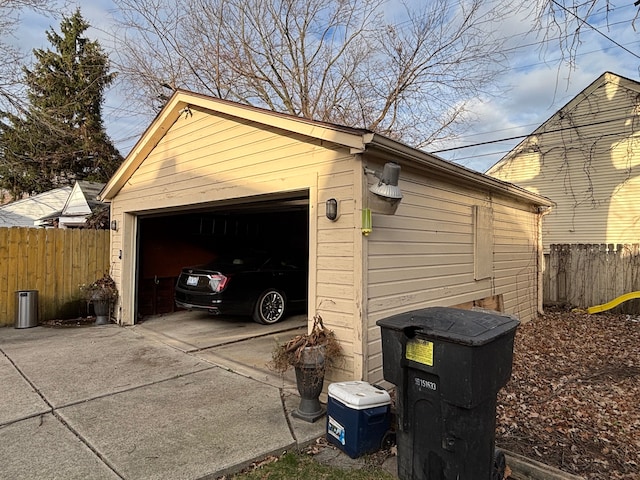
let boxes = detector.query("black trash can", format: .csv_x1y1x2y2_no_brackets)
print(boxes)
376,307,519,480
15,290,39,329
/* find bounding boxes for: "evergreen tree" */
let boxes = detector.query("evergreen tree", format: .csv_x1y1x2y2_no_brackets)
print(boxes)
0,9,122,199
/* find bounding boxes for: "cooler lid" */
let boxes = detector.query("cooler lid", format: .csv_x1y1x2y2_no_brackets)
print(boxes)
328,381,391,409
376,307,520,346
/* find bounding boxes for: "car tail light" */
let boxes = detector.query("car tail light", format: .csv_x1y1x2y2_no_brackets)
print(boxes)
207,274,228,292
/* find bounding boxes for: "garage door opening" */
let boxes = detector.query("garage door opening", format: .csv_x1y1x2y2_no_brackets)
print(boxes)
136,195,309,322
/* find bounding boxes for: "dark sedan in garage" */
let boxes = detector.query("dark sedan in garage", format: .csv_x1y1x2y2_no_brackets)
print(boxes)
174,249,307,324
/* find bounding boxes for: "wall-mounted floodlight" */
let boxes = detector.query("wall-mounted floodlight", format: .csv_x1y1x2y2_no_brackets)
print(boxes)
364,163,402,200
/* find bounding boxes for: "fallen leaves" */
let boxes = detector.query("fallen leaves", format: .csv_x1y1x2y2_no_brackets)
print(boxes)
496,307,640,479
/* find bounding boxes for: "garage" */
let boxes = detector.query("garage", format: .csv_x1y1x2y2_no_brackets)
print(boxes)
99,90,552,385
136,195,309,319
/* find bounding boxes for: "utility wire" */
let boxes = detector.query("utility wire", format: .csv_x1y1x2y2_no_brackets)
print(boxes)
432,133,529,153
550,0,640,60
431,112,640,153
450,91,640,145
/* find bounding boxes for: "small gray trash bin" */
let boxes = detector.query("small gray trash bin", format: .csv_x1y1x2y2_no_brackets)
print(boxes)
15,290,38,328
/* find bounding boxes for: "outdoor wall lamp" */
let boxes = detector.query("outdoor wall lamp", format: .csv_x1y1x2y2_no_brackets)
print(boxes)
364,162,403,201
110,220,117,231
326,198,339,221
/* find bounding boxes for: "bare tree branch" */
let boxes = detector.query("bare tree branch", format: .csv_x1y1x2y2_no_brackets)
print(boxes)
112,0,517,147
530,0,639,73
0,0,58,112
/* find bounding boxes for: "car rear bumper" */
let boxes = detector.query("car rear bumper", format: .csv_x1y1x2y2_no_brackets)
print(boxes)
174,288,251,316
174,299,222,314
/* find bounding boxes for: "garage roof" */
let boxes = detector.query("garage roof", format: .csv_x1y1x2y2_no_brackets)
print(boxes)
100,90,552,208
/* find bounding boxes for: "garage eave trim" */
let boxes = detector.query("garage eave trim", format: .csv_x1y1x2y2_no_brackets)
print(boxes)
100,95,192,201
368,134,554,208
99,90,374,201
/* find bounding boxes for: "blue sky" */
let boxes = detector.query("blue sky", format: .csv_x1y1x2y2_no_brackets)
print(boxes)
14,0,640,173
434,2,640,172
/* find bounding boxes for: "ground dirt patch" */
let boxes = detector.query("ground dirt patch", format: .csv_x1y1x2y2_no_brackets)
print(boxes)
40,316,107,327
496,307,640,479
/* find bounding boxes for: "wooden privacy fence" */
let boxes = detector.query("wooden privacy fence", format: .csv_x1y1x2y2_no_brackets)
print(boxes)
0,227,110,327
543,243,640,313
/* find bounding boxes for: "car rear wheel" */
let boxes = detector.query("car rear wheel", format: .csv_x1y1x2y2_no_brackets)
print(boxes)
253,289,286,324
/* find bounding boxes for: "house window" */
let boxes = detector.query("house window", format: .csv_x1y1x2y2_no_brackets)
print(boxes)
474,205,493,280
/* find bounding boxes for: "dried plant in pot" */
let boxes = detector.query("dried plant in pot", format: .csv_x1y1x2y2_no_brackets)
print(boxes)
270,314,343,422
80,273,118,325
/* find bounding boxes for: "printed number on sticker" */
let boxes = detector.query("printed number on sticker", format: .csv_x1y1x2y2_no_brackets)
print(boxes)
414,376,437,391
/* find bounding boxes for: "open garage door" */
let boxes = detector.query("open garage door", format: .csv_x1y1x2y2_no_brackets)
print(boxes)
135,194,309,321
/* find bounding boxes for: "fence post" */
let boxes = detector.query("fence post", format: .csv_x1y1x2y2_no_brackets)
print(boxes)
557,244,567,303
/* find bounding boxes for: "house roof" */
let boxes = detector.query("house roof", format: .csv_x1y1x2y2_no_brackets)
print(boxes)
486,71,640,175
61,181,106,216
0,181,107,228
0,187,72,227
100,89,552,208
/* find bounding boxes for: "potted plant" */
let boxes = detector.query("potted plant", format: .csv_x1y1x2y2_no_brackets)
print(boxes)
81,273,118,325
270,314,342,422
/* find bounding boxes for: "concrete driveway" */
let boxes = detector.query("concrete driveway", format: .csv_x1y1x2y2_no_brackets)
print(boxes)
0,312,325,480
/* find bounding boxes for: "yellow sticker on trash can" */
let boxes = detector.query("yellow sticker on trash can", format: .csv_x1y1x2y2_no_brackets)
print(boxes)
405,339,434,366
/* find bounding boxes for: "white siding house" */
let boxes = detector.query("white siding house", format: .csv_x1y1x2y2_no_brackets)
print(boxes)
0,187,71,227
0,181,106,228
487,72,640,250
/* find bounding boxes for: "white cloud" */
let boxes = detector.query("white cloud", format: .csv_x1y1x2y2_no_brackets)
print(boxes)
436,1,640,172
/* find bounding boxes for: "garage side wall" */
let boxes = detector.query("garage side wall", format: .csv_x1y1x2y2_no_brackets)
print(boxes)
108,106,363,378
364,166,540,383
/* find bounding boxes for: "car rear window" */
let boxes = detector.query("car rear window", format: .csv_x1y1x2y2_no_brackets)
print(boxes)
217,252,267,267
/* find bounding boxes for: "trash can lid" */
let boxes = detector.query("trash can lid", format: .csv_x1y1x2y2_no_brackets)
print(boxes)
376,307,519,346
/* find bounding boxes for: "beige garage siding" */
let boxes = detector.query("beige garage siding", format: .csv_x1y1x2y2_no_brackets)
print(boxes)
364,169,539,382
109,106,363,379
493,202,539,320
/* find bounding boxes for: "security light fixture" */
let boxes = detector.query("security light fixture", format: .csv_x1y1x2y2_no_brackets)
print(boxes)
326,198,339,221
365,162,403,201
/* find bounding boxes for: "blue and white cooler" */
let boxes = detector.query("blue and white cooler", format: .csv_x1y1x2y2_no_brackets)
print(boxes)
326,381,392,458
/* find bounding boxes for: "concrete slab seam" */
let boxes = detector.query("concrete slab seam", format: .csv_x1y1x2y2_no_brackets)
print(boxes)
156,323,307,355
195,359,286,390
49,365,220,411
182,347,293,391
50,409,126,480
279,388,298,444
0,347,55,412
126,327,199,352
1,347,124,478
0,411,52,429
0,345,126,478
